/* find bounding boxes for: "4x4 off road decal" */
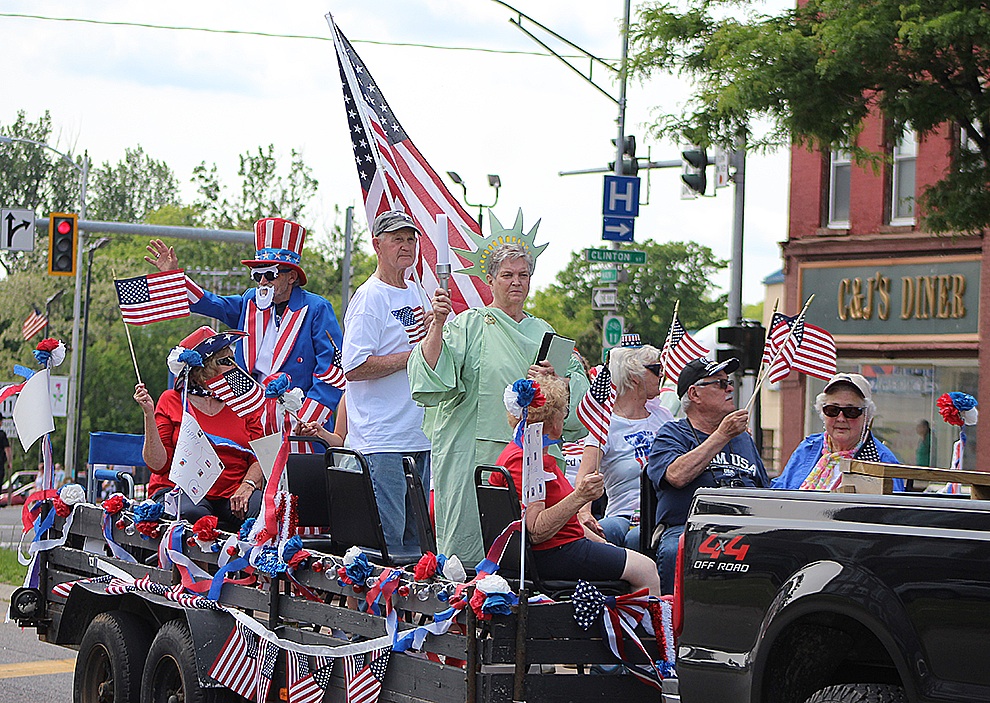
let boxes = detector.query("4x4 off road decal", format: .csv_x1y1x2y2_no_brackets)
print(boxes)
694,534,751,573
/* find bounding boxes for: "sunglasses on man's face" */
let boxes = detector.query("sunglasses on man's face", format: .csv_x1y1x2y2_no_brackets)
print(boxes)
695,377,733,390
251,269,280,283
822,405,866,419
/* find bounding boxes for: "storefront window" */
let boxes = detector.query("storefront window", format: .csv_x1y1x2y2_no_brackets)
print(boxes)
804,361,979,471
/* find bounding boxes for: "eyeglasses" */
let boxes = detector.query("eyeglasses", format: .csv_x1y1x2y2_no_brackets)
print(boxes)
644,364,663,377
694,378,733,390
251,269,280,283
822,405,866,419
214,356,236,367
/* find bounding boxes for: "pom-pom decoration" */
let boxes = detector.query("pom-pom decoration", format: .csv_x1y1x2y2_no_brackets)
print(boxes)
441,554,467,583
102,494,127,515
280,535,310,569
238,518,256,541
167,346,203,376
52,496,71,518
503,379,545,418
34,339,66,367
264,373,290,399
281,387,305,414
413,552,438,581
938,392,979,427
59,483,86,506
131,501,164,541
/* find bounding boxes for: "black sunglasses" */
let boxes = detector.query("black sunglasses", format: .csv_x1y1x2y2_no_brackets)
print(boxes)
644,364,663,377
695,378,733,390
214,356,237,367
822,405,866,419
251,269,280,283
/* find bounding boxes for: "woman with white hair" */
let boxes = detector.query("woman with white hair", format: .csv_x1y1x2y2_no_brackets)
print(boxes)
574,342,673,548
772,372,902,491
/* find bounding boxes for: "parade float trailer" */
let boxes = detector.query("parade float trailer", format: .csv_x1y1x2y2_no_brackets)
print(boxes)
10,497,673,703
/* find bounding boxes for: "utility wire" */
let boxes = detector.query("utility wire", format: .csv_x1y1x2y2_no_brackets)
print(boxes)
0,11,612,60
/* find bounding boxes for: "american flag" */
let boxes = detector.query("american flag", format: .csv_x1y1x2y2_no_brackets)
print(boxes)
205,366,265,417
329,16,493,314
660,315,710,381
576,364,616,445
761,311,837,383
391,305,427,344
208,623,260,699
314,338,347,390
114,270,190,325
344,648,391,703
22,308,47,340
287,651,334,703
254,636,279,703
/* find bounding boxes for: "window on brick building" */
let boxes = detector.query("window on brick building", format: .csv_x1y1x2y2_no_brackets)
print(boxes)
827,149,851,227
890,129,917,225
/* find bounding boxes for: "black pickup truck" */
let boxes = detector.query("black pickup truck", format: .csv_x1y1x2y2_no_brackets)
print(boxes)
665,488,990,703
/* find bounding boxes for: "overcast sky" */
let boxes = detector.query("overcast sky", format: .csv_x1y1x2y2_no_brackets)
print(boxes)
1,0,792,305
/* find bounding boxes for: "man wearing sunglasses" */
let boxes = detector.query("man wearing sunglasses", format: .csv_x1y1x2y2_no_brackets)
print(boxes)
145,218,344,430
646,357,769,594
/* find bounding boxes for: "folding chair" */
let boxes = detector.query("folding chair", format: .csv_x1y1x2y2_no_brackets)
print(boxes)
324,448,422,566
402,457,437,555
87,432,144,502
475,465,627,599
639,469,659,556
285,437,335,551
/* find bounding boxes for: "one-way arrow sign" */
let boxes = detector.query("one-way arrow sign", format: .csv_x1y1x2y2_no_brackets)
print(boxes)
602,216,634,242
592,287,618,310
0,208,35,251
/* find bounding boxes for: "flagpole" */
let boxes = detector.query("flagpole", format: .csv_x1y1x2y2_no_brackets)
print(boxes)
658,301,679,387
112,271,143,385
749,298,779,401
745,295,814,412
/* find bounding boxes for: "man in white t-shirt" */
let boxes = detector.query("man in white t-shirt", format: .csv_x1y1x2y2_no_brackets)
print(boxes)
343,210,432,553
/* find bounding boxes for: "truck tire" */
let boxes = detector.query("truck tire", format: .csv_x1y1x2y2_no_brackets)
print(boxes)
73,610,152,703
804,683,908,703
141,619,233,703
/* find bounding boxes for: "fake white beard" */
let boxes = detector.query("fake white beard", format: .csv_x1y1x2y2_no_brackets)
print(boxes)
255,285,275,310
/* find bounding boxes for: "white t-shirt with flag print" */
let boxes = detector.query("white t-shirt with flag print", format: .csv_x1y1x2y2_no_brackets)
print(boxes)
342,275,431,453
584,404,674,519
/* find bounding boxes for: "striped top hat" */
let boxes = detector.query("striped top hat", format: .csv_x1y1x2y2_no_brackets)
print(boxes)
241,217,308,285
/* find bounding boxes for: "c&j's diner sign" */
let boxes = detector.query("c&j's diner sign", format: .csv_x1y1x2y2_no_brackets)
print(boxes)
799,256,980,339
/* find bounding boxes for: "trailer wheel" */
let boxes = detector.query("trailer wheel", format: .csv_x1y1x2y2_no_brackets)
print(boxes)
141,619,225,703
73,610,152,703
803,683,907,703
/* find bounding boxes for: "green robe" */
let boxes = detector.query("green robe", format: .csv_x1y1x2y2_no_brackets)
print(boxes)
408,307,590,564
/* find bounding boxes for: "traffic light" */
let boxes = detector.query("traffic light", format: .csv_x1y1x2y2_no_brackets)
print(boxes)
681,146,708,197
609,135,638,176
717,322,765,372
48,213,78,276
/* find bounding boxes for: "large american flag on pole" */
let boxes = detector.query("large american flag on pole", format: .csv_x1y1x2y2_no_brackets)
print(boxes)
761,311,837,383
205,367,266,417
576,364,616,445
329,15,493,313
660,315,710,381
114,270,190,325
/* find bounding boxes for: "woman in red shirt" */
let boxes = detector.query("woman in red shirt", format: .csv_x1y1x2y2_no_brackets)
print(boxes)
495,375,660,595
133,326,265,528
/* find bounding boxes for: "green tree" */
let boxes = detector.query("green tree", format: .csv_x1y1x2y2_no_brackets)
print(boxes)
527,240,727,362
89,146,181,223
630,0,990,232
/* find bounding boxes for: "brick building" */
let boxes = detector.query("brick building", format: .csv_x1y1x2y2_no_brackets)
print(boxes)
775,117,987,472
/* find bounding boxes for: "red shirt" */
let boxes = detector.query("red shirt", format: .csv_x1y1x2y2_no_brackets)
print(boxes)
148,389,262,499
494,442,584,550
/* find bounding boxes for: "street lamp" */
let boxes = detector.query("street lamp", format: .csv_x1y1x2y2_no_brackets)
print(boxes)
446,171,501,232
0,135,89,477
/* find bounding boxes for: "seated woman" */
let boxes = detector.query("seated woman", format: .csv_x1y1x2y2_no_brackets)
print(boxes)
575,342,673,549
772,372,903,491
133,326,266,527
494,375,660,595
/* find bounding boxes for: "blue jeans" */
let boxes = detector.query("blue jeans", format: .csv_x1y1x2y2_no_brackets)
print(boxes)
365,451,430,553
599,516,640,550
656,524,685,595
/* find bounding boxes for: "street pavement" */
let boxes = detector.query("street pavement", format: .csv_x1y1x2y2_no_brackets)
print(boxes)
0,505,75,699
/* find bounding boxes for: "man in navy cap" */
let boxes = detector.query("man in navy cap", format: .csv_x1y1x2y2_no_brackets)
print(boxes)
646,357,769,593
